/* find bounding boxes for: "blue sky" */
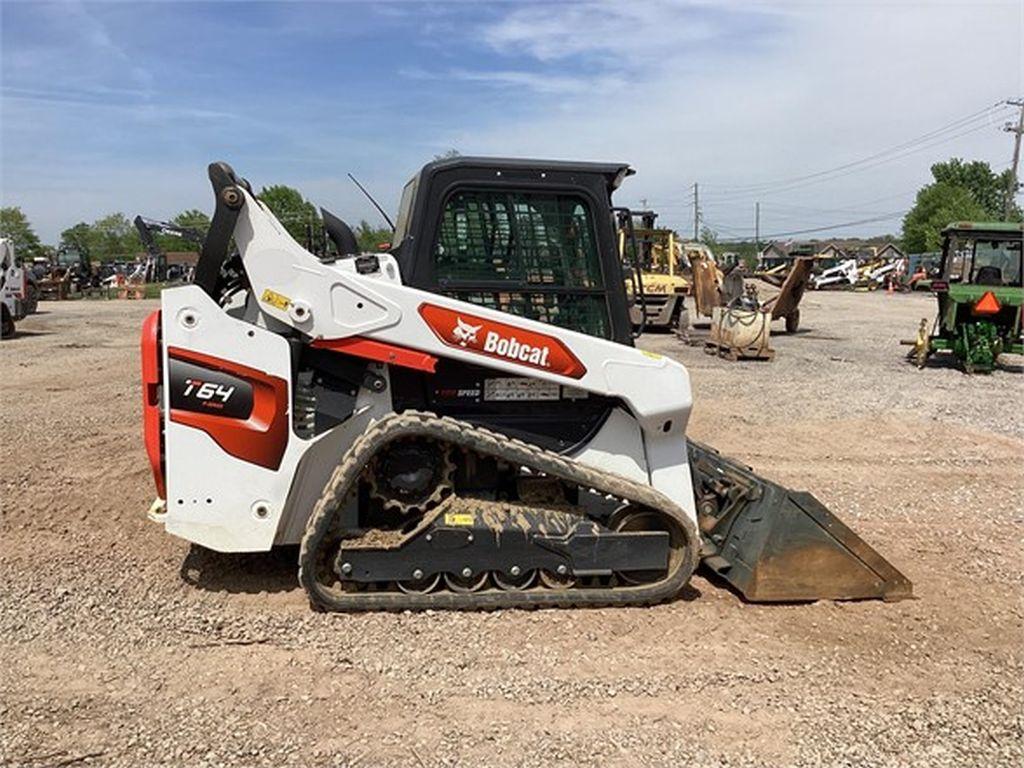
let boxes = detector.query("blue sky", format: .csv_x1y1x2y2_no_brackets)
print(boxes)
2,0,1022,243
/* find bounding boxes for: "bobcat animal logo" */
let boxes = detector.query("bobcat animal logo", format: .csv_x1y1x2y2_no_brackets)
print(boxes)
452,317,482,346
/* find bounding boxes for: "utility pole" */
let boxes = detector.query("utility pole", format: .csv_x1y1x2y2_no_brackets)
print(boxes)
1004,99,1024,220
755,202,761,252
692,182,699,240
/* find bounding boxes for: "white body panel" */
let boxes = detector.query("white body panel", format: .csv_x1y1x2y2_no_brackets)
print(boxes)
155,191,699,551
1,238,27,321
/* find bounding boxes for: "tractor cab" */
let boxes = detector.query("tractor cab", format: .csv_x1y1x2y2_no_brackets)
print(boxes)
938,223,1022,287
906,222,1023,372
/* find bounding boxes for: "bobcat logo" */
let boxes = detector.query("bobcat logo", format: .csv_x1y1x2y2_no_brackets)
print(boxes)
452,317,482,347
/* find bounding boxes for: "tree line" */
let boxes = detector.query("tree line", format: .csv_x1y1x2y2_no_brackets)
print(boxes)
0,184,394,266
4,158,1015,265
901,158,1021,252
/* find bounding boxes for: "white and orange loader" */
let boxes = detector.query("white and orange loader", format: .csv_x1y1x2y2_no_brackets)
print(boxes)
142,158,910,611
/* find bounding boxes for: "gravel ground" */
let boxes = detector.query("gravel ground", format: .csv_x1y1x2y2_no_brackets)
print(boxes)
1,291,1022,768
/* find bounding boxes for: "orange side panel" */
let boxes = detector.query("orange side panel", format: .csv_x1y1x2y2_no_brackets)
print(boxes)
140,310,165,497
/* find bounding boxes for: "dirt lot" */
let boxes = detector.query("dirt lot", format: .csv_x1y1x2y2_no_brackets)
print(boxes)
1,291,1022,768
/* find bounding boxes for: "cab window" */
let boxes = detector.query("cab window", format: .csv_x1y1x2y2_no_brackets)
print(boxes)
432,188,610,337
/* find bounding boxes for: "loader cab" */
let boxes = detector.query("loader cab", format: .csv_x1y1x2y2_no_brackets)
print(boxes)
390,157,636,346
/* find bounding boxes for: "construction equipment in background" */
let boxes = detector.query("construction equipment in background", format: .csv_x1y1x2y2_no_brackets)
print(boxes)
904,221,1023,373
133,216,204,284
37,244,93,300
691,246,809,337
902,253,942,291
706,287,775,361
1,237,39,338
685,241,729,320
855,258,903,291
617,210,690,332
142,157,911,611
811,258,858,290
760,256,813,333
2,238,26,338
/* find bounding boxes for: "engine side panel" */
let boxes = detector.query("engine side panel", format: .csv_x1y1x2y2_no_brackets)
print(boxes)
160,287,307,552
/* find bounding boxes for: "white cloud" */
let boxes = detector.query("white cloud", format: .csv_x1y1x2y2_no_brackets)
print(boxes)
482,0,730,64
401,66,626,95
437,0,1023,237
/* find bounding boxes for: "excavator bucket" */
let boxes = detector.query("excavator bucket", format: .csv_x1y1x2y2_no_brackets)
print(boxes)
689,441,912,602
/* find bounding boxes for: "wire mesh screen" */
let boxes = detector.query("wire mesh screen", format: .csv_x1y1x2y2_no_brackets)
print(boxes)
434,189,611,337
435,190,604,287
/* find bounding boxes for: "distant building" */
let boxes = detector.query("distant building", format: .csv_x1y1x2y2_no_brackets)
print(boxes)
758,239,904,269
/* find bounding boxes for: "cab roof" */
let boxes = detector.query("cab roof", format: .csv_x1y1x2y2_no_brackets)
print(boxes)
412,156,635,193
942,221,1024,235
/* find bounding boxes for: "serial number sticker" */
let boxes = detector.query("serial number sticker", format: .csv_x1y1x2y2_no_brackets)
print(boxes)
483,377,561,402
561,385,590,400
444,512,475,527
260,288,292,311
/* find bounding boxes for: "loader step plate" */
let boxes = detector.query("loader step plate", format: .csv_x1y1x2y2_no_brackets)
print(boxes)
298,411,700,612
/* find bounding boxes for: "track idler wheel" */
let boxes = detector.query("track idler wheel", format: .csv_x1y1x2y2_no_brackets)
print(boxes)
609,507,676,585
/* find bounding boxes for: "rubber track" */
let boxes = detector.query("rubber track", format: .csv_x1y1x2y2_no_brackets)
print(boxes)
298,411,700,612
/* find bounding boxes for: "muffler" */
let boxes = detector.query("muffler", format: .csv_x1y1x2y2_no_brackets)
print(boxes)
689,441,912,602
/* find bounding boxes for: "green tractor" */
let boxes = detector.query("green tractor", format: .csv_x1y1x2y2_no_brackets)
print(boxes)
906,222,1023,373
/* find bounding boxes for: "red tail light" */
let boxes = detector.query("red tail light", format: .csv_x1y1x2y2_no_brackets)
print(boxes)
930,281,948,292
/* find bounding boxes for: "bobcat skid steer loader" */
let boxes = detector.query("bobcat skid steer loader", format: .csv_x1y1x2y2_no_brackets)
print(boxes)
141,158,911,611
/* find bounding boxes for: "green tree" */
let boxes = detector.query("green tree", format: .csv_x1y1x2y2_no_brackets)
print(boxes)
258,185,320,242
901,182,987,253
698,225,720,254
90,213,136,261
930,158,1021,220
0,206,44,259
355,219,393,252
60,222,93,263
172,209,211,238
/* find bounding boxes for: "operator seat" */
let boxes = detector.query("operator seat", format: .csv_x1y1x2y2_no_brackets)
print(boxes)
974,266,1002,286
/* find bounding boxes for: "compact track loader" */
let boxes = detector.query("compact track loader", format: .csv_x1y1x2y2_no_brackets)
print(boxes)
142,158,911,611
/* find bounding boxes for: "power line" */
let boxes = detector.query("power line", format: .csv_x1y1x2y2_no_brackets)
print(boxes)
701,101,1009,195
633,101,1011,213
721,210,907,241
701,119,1002,203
